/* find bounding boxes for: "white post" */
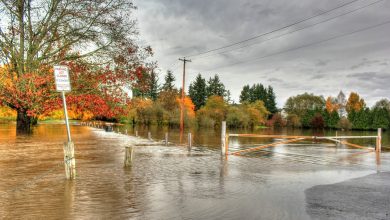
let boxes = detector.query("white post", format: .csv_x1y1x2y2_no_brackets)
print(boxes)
135,130,138,137
188,133,192,151
62,92,71,142
376,128,382,153
165,132,169,146
148,132,152,140
125,129,128,135
221,121,226,155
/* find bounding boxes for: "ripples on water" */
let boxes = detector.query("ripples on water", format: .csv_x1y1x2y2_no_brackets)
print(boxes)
0,123,389,219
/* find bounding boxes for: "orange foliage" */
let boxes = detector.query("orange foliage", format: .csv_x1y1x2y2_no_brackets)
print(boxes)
346,92,365,113
325,96,339,113
176,96,196,118
0,106,17,119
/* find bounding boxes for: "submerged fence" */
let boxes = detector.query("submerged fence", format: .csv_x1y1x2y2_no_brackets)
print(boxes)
220,121,382,156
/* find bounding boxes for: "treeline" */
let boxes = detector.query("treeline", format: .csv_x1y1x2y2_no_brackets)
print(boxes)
281,91,390,130
126,71,276,128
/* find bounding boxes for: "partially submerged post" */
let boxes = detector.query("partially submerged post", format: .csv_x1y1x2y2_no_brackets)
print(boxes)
221,121,227,155
188,133,192,151
124,146,134,167
148,131,152,140
165,132,169,146
54,65,76,180
376,128,382,153
63,142,76,179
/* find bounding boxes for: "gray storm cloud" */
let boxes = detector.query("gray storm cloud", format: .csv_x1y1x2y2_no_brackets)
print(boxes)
135,0,390,107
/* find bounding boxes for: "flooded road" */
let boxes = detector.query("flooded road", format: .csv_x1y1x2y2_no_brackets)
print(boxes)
0,123,389,219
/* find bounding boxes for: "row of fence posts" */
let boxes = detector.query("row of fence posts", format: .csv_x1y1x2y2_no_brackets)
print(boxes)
220,121,383,156
81,121,194,167
123,132,193,167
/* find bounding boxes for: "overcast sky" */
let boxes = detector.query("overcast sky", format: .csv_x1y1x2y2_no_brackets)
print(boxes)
134,0,390,107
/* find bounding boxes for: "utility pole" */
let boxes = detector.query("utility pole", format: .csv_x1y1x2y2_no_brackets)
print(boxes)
179,57,191,135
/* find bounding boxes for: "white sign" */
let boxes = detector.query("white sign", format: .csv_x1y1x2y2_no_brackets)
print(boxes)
54,65,71,92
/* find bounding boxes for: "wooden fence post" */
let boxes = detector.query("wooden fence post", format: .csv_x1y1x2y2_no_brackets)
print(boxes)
221,121,226,155
148,132,152,140
63,142,76,179
135,130,138,137
124,146,134,167
188,133,192,151
376,128,382,153
165,132,169,146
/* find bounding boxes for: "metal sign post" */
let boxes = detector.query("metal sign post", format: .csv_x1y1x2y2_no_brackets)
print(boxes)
54,65,76,180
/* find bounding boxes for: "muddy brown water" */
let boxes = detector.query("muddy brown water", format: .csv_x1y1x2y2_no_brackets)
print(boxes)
0,123,389,219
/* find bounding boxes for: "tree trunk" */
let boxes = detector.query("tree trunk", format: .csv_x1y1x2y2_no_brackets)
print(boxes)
16,109,32,133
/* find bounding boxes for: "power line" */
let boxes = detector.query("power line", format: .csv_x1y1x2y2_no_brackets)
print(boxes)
192,0,385,60
185,0,365,58
202,19,390,72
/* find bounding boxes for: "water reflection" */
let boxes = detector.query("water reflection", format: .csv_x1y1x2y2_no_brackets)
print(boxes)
0,123,389,219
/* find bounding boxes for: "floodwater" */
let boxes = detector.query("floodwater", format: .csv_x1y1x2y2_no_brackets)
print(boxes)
0,123,389,219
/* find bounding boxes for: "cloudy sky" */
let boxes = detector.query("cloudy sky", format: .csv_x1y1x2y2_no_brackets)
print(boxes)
134,0,390,107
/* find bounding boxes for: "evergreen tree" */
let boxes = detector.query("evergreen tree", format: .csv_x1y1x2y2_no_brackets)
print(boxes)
266,86,277,114
323,110,340,128
250,84,267,103
239,85,251,103
162,70,176,91
371,107,390,129
147,71,159,101
206,74,226,97
349,108,371,130
189,74,207,110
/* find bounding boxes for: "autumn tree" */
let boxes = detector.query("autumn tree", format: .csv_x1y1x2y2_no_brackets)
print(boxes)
325,96,339,113
346,92,366,114
188,74,207,110
196,95,227,127
0,0,150,132
132,68,151,98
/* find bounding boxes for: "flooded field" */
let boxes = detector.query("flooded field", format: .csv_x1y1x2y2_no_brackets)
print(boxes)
0,123,389,219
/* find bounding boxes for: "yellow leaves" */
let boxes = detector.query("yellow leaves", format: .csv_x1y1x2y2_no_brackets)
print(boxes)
0,106,17,119
38,107,95,121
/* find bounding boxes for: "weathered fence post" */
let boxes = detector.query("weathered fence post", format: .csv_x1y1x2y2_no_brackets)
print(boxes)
188,133,192,151
221,121,226,155
165,132,169,146
125,129,128,135
148,132,152,140
124,146,134,167
63,142,76,179
376,128,382,153
135,130,138,137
